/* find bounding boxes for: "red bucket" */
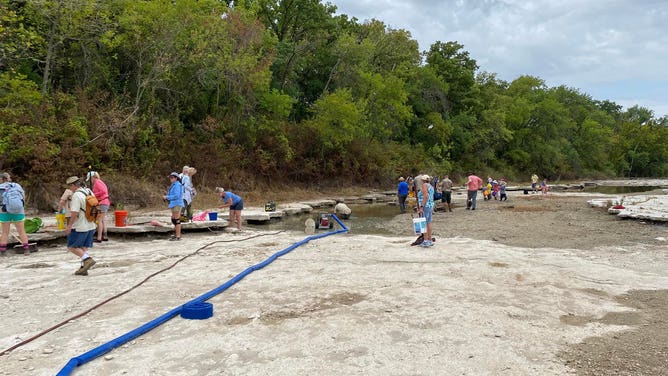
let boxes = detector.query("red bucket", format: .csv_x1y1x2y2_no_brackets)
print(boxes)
114,210,128,227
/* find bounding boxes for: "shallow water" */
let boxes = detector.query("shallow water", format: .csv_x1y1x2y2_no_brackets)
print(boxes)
249,203,402,235
582,185,664,194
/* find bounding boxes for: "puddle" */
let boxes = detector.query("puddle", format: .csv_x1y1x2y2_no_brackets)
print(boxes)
249,203,401,235
583,185,664,194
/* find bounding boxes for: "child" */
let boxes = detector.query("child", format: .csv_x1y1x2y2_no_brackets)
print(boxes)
541,178,548,195
499,179,508,201
483,181,492,200
492,180,500,200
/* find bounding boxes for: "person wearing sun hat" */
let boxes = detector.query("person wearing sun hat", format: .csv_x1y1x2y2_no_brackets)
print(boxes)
397,176,409,213
163,172,184,241
65,176,97,275
417,175,435,247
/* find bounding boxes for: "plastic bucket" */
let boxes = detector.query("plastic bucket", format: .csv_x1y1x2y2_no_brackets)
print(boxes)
413,217,427,234
114,210,129,227
56,213,66,230
208,212,218,221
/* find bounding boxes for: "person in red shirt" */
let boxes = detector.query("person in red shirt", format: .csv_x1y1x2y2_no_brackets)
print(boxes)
466,172,483,210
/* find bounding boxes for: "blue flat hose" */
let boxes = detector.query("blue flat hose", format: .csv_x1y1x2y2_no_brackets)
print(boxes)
57,214,348,376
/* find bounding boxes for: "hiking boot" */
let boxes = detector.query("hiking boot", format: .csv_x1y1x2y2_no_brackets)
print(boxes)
75,257,96,275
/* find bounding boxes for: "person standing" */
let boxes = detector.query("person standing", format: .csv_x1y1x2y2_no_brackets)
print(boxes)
57,186,74,228
216,187,244,230
499,178,508,201
0,172,32,255
65,176,97,275
541,178,549,195
413,173,425,211
531,173,539,194
397,177,409,213
466,172,483,210
86,171,110,242
180,166,193,222
417,175,435,247
164,172,184,241
438,174,453,212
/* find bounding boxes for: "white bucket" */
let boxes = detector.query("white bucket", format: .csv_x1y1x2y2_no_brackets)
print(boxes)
413,217,427,234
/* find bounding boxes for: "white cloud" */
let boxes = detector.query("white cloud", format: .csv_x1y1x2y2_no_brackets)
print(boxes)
331,0,668,117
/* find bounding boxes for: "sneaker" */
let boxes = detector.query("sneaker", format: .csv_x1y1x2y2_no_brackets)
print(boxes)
102,238,109,241
94,239,103,243
411,234,425,246
420,240,434,247
0,251,6,257
15,247,25,255
29,245,39,253
169,237,181,241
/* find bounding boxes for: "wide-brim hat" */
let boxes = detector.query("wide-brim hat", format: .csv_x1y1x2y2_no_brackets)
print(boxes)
66,176,79,185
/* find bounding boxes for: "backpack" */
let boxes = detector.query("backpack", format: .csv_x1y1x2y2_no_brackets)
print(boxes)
2,183,24,214
77,188,100,222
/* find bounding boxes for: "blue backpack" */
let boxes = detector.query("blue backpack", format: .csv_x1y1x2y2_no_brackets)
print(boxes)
2,183,24,214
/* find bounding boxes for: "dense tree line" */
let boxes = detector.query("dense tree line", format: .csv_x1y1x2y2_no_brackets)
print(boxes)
1,0,667,208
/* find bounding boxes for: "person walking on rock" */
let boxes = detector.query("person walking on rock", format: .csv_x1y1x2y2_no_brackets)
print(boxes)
65,176,97,275
0,172,32,255
164,172,184,241
438,174,453,212
397,177,409,213
466,172,483,210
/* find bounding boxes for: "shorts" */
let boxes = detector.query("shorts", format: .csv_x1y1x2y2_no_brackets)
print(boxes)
99,204,110,213
423,207,433,223
230,200,244,211
170,206,182,214
67,229,95,248
441,191,452,203
0,212,25,223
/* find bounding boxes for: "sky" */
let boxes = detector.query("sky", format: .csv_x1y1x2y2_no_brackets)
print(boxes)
330,0,668,118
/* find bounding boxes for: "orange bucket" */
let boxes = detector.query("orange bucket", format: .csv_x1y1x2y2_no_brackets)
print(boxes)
114,210,128,227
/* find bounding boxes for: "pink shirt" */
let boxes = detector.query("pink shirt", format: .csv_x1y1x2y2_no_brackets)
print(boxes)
92,179,111,206
467,175,483,191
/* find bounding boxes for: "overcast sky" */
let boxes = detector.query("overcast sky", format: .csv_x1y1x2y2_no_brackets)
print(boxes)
331,0,668,118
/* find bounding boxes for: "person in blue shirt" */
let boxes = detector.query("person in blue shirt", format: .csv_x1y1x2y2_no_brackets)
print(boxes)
216,187,244,230
397,177,409,213
163,172,184,241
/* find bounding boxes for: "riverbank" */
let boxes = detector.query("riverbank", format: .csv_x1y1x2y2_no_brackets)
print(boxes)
0,188,667,375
